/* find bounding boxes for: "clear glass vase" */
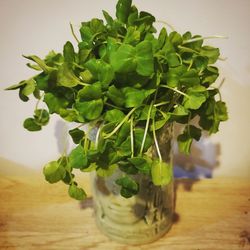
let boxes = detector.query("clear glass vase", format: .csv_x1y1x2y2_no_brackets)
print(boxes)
90,124,174,245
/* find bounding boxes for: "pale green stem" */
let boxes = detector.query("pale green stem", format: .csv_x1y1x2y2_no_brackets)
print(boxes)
95,125,101,149
70,22,80,43
161,85,188,97
154,101,169,108
152,117,162,162
35,92,45,110
156,20,175,31
130,115,134,158
183,35,228,45
78,82,91,87
140,102,153,156
104,107,136,139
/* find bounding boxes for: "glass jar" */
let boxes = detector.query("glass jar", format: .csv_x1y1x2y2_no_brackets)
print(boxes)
90,124,174,245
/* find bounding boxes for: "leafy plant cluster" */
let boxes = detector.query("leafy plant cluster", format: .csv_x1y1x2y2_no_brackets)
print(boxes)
6,0,228,200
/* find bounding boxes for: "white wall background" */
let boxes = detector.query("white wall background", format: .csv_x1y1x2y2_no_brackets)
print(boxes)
0,0,250,177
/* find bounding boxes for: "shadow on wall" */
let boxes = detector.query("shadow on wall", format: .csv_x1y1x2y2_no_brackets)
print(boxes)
173,136,221,179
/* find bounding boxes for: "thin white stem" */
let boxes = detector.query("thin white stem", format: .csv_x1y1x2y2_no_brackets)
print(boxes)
161,85,188,97
104,107,136,139
154,101,169,108
140,102,153,155
95,125,101,149
183,35,228,44
130,115,134,158
152,117,162,162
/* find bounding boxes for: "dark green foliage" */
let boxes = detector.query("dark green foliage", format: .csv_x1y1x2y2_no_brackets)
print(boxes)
5,0,228,200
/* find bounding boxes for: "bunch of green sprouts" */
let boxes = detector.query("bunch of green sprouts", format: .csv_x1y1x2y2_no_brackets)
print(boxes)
6,0,228,200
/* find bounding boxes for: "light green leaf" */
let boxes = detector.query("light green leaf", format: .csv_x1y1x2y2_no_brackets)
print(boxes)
77,84,102,101
43,161,66,184
104,109,125,123
136,41,154,76
57,63,81,87
44,93,69,114
22,79,36,96
23,55,54,73
85,59,114,86
200,46,220,64
107,85,125,107
68,183,87,200
69,145,88,169
151,160,172,186
97,164,117,177
34,109,50,126
63,41,75,64
124,26,140,46
110,44,136,73
75,99,103,121
122,87,155,108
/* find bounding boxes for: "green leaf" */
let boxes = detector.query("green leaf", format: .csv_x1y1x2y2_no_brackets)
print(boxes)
107,85,125,107
115,175,139,198
177,132,193,154
57,63,81,87
34,109,50,126
128,157,151,175
166,65,187,87
5,80,26,90
21,79,36,96
77,84,102,101
115,121,130,146
200,46,220,64
173,105,189,116
85,59,114,86
69,145,89,169
166,53,181,67
184,93,206,110
75,99,103,121
43,161,66,184
158,27,168,49
69,128,85,144
59,109,79,122
122,87,155,108
134,128,153,153
63,41,75,64
116,0,132,23
102,10,114,26
110,44,137,73
177,125,202,154
23,55,54,73
180,69,200,86
68,183,87,200
169,31,183,47
44,93,69,114
136,41,154,76
23,118,42,131
96,164,117,177
151,160,172,186
104,109,125,123
124,26,140,46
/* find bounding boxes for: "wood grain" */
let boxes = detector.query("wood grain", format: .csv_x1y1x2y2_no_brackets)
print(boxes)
0,157,249,250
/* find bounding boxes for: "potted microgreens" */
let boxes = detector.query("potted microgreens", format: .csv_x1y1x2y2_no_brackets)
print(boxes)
6,0,228,245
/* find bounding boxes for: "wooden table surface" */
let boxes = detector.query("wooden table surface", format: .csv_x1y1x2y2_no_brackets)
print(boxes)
0,157,249,250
